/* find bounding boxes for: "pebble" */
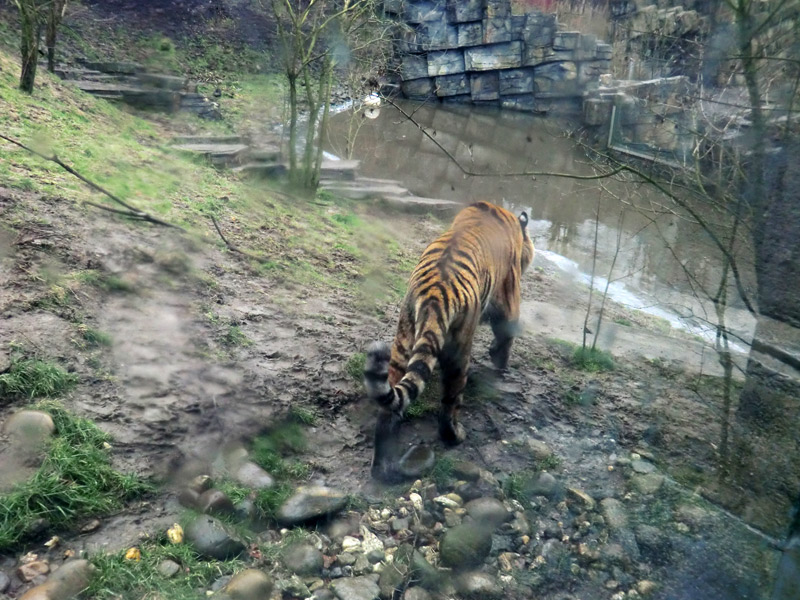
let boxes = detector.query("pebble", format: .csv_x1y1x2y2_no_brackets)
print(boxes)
3,411,55,443
19,560,94,600
676,504,713,529
451,460,482,482
464,497,510,526
566,487,596,511
526,438,553,460
631,460,656,474
630,474,665,495
638,580,658,595
408,493,423,511
454,571,503,598
433,495,460,509
528,472,558,497
341,536,362,552
337,553,356,566
17,561,49,582
280,575,311,598
184,516,245,559
234,461,274,489
330,575,380,600
197,489,236,517
158,560,181,578
278,486,348,525
600,498,628,530
391,517,409,532
439,522,493,569
402,587,432,600
221,569,273,600
282,543,324,576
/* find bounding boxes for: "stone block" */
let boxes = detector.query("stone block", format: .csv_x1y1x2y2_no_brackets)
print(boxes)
583,97,613,126
596,43,613,60
486,0,511,18
553,31,581,50
499,68,535,94
521,20,555,47
464,42,522,70
405,1,447,24
448,0,484,23
522,44,554,66
435,73,470,96
418,19,460,50
470,72,500,101
428,50,466,76
510,15,527,38
578,60,607,85
401,54,429,80
501,93,537,111
458,22,483,46
402,77,435,98
576,34,598,60
511,0,536,16
442,94,473,105
534,62,579,96
484,16,513,44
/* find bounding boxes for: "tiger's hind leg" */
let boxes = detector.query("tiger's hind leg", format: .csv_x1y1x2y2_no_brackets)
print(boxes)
438,316,477,446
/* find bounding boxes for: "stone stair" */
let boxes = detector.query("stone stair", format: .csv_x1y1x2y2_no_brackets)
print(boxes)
55,60,221,119
320,175,458,211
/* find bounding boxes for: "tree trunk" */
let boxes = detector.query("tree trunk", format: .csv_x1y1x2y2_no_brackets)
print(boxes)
18,1,40,93
46,0,65,73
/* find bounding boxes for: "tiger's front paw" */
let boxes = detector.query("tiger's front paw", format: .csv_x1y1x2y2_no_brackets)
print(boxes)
371,461,403,483
439,420,466,446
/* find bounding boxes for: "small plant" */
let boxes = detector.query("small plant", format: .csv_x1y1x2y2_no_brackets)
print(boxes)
0,358,78,399
503,470,536,508
430,456,455,489
222,325,251,347
571,347,615,372
254,483,293,522
289,405,318,426
345,352,366,385
537,454,562,471
79,325,112,347
613,317,633,327
0,401,151,551
406,396,437,419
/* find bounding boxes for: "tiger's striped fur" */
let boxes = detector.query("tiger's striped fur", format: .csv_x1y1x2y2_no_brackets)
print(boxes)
364,201,535,481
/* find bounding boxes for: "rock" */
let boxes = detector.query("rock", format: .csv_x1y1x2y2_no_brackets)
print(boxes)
637,580,658,595
158,560,181,578
221,569,273,600
566,488,596,511
234,461,274,490
330,575,380,600
635,525,671,562
342,536,362,552
630,474,665,495
338,553,356,566
177,488,200,509
0,571,8,593
353,553,372,575
283,543,324,576
234,498,256,521
188,474,213,494
378,562,406,599
600,543,628,566
439,523,493,569
402,588,432,600
280,575,311,598
391,517,409,532
185,516,245,559
408,493,423,511
17,561,49,582
198,489,236,517
433,495,460,509
451,460,481,482
464,497,510,526
600,498,628,530
397,445,435,477
18,560,95,600
314,590,336,600
631,460,656,474
526,439,553,461
4,411,55,444
367,549,385,564
80,519,101,533
676,504,713,529
278,486,347,526
455,571,502,598
359,526,385,555
526,472,558,498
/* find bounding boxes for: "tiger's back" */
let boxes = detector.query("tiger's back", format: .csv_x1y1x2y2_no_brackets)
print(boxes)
364,201,534,481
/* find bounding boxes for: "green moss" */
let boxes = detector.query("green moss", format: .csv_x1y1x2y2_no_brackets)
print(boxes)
571,347,615,372
0,358,78,400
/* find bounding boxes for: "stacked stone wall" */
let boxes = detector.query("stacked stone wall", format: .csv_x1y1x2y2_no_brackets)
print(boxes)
388,0,612,113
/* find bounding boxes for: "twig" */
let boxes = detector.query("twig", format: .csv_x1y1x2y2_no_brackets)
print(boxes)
0,133,184,231
210,215,260,260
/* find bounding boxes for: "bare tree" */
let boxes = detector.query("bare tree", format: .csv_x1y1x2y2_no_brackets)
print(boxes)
12,0,42,93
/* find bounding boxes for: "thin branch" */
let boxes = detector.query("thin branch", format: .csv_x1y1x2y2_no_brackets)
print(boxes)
210,215,261,260
0,133,184,231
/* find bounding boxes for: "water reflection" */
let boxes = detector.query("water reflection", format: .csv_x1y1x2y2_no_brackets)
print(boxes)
325,101,756,345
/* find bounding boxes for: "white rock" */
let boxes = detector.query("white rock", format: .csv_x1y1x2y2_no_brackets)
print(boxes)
341,536,362,552
433,496,460,509
359,526,384,555
409,493,423,511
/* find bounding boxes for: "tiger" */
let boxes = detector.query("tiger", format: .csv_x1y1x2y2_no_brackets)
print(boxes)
363,201,535,481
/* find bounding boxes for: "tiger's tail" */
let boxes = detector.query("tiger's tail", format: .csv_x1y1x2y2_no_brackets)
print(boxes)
364,331,442,414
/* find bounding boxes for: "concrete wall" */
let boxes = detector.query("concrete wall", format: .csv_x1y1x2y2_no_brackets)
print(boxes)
388,0,612,114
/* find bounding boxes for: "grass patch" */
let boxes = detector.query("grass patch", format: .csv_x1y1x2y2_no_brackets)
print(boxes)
289,405,318,426
503,470,537,509
0,358,78,400
430,456,456,489
613,317,633,327
253,482,294,523
88,533,245,600
345,352,366,385
570,347,615,372
221,325,251,347
78,325,113,348
250,422,310,484
0,401,152,551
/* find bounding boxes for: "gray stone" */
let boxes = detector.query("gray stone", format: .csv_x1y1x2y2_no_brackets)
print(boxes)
402,587,432,600
283,543,324,576
367,549,385,564
398,445,436,477
354,553,372,575
600,498,628,530
464,497,510,526
449,0,483,22
435,74,469,97
566,487,596,511
427,50,466,77
185,516,245,559
631,474,665,495
439,523,493,569
330,576,380,600
391,517,410,532
401,55,430,80
451,460,482,482
198,489,236,517
499,68,535,95
314,590,337,600
553,31,581,50
404,1,445,24
419,20,460,51
337,553,356,566
136,73,186,90
277,486,347,526
500,94,536,111
158,560,181,578
234,461,274,489
4,410,55,442
18,560,95,600
470,72,500,101
401,78,435,99
221,569,273,600
280,575,311,598
0,571,8,593
465,42,522,71
631,459,656,474
676,504,713,529
378,562,406,599
635,524,671,559
486,0,510,18
527,472,558,497
458,22,483,47
455,571,502,598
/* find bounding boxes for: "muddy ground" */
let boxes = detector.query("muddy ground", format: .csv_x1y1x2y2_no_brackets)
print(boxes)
0,185,779,598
